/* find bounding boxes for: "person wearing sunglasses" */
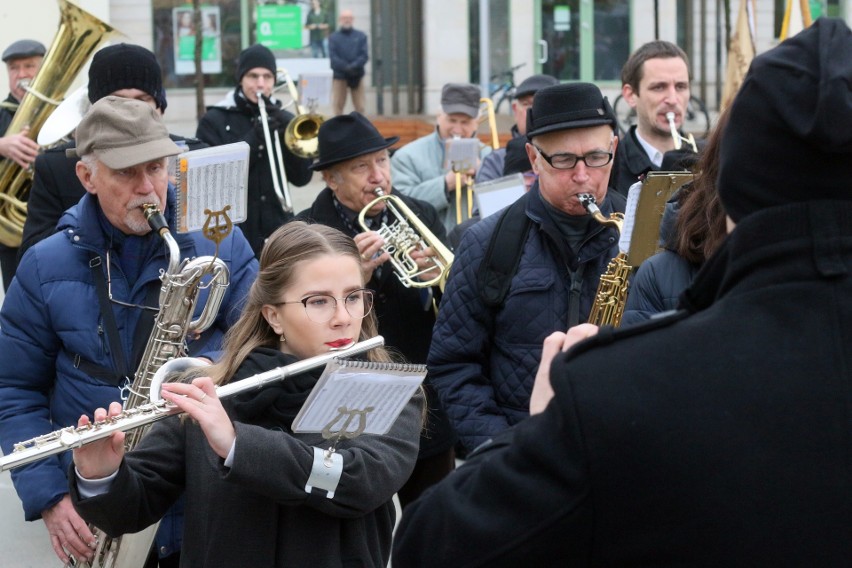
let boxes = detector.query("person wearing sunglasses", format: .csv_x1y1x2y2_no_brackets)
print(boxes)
428,82,625,454
69,222,422,568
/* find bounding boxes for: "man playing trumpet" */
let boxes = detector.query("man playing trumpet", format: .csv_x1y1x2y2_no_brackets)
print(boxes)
297,112,457,507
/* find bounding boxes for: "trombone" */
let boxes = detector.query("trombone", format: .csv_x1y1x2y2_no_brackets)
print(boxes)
666,111,698,153
257,91,294,212
450,97,500,224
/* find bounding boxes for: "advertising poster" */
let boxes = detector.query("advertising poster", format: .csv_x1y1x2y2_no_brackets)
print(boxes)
173,6,222,75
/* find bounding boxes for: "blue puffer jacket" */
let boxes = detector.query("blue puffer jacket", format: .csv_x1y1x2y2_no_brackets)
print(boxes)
428,185,624,452
0,188,257,556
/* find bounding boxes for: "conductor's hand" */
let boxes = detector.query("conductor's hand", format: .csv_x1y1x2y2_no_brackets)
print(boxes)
42,494,97,565
354,230,390,282
160,377,235,459
529,324,599,415
72,401,126,480
0,128,40,168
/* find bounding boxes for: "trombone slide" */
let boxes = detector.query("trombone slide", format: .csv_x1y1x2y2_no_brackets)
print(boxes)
257,91,293,212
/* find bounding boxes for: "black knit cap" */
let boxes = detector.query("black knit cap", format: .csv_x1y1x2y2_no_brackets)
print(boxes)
718,18,852,222
525,82,617,139
503,136,532,175
236,44,277,82
88,44,167,111
311,112,399,171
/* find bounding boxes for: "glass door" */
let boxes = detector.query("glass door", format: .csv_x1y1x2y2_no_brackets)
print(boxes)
537,0,629,83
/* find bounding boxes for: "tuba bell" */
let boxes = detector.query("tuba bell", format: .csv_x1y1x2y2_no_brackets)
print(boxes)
358,188,454,292
0,0,117,247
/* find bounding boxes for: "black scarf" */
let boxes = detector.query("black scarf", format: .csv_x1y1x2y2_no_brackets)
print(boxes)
228,347,324,431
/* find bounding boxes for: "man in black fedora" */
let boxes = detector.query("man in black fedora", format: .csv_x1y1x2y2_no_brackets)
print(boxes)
427,82,625,454
296,111,457,507
395,19,852,566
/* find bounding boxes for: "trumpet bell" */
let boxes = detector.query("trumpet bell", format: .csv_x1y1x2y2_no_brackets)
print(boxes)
284,113,324,159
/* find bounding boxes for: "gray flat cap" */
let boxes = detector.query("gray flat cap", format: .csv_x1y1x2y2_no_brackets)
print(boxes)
2,39,46,63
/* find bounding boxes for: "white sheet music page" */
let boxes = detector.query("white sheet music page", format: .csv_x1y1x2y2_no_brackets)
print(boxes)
474,173,526,218
175,141,250,234
618,180,643,254
292,359,426,436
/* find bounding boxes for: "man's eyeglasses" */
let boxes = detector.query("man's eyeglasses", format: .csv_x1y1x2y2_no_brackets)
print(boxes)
277,288,375,324
533,143,613,170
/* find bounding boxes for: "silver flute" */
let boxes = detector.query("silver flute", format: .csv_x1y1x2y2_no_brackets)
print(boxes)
0,336,384,472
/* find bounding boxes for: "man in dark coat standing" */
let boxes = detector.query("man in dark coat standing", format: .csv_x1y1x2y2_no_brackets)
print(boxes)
196,44,313,257
393,18,852,567
19,43,206,263
328,10,368,115
0,39,44,290
297,112,457,507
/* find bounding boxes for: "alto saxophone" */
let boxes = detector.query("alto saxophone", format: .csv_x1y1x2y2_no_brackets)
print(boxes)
69,204,230,568
579,193,631,327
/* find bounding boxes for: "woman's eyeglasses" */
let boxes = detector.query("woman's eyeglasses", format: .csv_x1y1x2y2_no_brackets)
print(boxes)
277,288,375,323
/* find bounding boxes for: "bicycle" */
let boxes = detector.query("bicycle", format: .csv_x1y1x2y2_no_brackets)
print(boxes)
488,63,526,115
612,93,711,139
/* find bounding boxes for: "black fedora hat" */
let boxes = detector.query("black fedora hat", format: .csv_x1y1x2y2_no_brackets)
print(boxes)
526,82,617,139
311,112,399,170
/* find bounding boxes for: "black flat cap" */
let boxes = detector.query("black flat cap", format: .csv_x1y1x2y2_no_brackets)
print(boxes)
2,39,46,63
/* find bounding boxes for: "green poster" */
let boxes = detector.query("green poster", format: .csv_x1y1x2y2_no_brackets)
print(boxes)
256,5,302,50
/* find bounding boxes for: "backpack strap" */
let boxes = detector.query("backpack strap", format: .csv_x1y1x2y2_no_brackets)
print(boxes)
477,195,532,308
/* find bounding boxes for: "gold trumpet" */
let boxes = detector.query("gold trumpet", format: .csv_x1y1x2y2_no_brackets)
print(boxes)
450,97,501,224
666,111,698,153
357,188,454,291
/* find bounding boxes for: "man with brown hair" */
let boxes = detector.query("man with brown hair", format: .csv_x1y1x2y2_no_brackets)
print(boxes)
609,40,692,195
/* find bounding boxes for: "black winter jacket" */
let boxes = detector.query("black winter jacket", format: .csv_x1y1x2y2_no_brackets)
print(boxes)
196,89,313,257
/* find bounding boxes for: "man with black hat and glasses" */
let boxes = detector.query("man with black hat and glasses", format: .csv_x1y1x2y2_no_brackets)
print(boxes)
474,73,558,184
0,97,257,567
428,83,625,455
196,43,313,258
19,43,207,264
0,38,45,291
395,19,852,566
297,112,457,507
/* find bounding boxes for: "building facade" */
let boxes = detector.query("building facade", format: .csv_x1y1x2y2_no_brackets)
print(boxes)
1,0,850,138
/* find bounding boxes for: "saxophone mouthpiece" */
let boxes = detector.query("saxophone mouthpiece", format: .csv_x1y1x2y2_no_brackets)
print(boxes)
142,203,169,236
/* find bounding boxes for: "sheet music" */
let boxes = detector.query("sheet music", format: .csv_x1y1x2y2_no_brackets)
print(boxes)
175,142,249,233
474,173,526,218
618,180,643,254
292,360,426,436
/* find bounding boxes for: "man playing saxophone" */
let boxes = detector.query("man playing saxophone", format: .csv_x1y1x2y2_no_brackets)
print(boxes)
297,112,457,507
428,83,625,454
0,96,257,566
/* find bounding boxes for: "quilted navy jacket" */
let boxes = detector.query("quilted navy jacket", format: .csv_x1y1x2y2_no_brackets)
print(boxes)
0,188,257,555
428,185,624,451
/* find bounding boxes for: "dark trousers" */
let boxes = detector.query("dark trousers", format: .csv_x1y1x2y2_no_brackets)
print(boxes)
0,245,17,291
397,447,456,509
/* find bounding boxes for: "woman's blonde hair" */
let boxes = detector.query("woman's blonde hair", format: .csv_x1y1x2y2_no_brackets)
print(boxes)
207,221,390,385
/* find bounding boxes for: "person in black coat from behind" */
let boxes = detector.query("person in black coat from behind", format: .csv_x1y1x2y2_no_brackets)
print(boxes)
393,18,852,566
19,43,207,264
196,44,313,257
297,112,457,508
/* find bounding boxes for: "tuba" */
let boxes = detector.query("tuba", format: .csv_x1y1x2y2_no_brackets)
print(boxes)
358,188,454,292
63,205,230,568
579,193,631,327
0,0,116,247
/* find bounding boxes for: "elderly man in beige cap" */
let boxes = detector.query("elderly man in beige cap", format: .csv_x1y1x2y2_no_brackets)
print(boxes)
0,96,257,567
391,82,492,232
